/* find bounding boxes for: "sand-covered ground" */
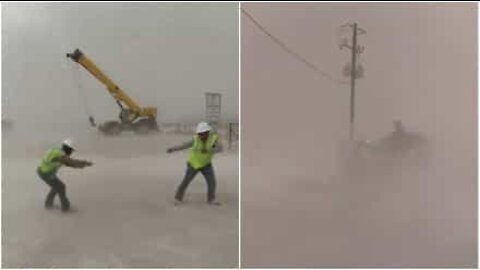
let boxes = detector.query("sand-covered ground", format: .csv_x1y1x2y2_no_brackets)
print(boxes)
2,127,238,268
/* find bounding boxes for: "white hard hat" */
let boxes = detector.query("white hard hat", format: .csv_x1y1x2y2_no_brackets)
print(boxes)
196,121,212,134
62,138,76,150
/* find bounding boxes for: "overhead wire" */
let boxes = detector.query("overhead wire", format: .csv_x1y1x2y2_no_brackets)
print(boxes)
241,8,348,85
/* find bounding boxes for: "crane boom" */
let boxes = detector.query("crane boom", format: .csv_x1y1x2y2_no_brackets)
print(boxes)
66,48,158,136
66,49,156,117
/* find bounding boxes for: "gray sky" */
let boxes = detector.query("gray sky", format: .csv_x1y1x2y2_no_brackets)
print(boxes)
2,2,238,127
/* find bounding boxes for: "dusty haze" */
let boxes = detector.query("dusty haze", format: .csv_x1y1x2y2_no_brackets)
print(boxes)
241,3,477,268
2,3,239,268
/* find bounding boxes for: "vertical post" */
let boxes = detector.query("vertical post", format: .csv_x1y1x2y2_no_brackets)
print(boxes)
230,123,234,150
205,92,222,130
349,23,358,140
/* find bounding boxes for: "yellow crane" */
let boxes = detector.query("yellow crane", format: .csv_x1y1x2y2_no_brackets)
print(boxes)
67,49,159,135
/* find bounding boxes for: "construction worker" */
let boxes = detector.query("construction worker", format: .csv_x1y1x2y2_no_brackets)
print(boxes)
167,121,223,205
36,139,93,212
389,120,409,149
374,120,411,156
392,120,406,136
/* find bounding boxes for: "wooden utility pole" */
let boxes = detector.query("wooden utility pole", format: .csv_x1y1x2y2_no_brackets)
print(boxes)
339,23,365,140
349,23,358,140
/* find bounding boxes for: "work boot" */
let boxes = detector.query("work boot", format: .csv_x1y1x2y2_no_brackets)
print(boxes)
173,198,183,206
45,198,55,209
45,203,54,209
174,193,184,204
207,200,221,206
60,198,71,213
45,191,56,209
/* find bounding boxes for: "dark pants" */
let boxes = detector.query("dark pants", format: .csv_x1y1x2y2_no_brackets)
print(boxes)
175,163,216,202
37,169,70,211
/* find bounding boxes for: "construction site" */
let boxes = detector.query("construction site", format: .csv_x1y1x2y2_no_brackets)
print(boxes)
2,3,238,268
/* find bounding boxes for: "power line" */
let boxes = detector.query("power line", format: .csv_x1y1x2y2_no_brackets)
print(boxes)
241,8,347,85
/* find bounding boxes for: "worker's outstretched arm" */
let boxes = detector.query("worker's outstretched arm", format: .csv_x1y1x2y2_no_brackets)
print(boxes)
167,141,193,153
57,156,93,168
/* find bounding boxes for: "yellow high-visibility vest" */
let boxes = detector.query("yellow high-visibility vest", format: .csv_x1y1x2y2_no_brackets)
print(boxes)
38,147,65,175
188,134,218,169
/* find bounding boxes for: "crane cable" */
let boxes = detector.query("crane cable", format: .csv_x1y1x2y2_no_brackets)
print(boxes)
69,63,97,127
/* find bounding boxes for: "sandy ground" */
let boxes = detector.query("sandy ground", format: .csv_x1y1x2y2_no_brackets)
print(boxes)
2,128,238,268
242,138,477,268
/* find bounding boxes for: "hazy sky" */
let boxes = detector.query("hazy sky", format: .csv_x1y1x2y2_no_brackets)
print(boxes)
2,2,238,127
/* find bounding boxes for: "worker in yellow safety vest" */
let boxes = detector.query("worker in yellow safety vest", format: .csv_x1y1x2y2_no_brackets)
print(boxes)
167,122,223,205
37,139,93,212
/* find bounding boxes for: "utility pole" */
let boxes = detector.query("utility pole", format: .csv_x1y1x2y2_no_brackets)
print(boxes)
349,23,357,140
339,23,365,140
